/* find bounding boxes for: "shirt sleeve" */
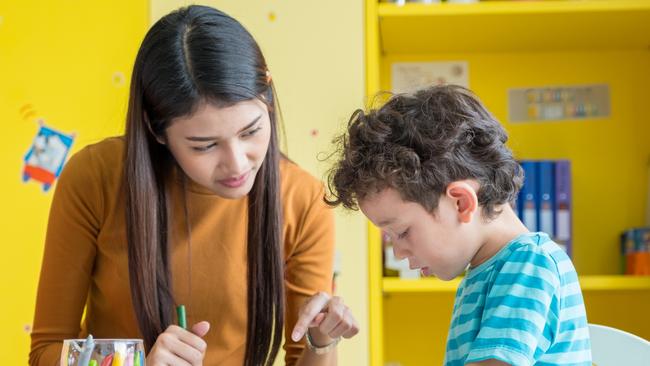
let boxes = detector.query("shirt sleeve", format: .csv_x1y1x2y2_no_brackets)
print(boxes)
465,246,561,366
282,184,335,365
29,146,103,366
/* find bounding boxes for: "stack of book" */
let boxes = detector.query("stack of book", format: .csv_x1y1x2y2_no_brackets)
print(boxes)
515,160,573,257
620,228,650,275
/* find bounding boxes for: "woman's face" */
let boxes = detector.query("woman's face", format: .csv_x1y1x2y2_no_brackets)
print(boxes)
163,99,272,199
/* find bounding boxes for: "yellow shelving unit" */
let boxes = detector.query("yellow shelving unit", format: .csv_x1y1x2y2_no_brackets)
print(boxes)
378,1,650,53
384,275,650,293
383,277,462,293
365,1,650,365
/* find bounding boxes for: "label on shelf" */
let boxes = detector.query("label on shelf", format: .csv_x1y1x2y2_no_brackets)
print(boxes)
391,61,469,94
508,84,610,123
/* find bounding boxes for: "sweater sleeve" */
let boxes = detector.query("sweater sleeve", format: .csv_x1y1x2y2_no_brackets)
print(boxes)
30,146,103,366
282,183,336,365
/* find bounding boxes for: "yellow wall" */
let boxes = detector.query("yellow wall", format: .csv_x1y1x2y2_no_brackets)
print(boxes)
0,1,148,363
1,1,368,365
149,2,369,365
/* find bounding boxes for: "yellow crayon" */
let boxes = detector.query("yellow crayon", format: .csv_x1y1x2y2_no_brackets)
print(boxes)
111,352,123,366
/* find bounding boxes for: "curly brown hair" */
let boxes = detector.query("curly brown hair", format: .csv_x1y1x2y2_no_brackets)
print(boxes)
326,84,523,219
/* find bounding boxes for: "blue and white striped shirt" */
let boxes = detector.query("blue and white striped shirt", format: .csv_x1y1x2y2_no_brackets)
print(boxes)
444,232,591,366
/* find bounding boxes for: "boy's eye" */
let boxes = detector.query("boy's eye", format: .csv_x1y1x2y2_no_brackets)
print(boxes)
192,143,217,152
397,228,409,240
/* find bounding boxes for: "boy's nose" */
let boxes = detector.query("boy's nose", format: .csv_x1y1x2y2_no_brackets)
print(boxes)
393,245,409,260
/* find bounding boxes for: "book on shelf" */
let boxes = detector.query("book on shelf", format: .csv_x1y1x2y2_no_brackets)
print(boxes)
516,160,573,257
621,227,650,275
519,161,539,232
554,160,572,257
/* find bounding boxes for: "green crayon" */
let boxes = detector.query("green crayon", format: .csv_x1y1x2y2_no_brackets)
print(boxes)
176,305,187,329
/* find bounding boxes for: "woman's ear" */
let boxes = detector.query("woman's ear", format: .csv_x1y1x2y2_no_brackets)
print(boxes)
446,181,479,223
143,111,166,145
154,134,167,146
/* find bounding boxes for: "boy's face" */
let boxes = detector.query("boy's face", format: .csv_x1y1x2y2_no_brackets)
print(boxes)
360,187,480,281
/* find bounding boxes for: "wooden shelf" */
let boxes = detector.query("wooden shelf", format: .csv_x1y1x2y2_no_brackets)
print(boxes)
579,275,650,291
384,277,462,293
378,1,650,53
383,275,650,293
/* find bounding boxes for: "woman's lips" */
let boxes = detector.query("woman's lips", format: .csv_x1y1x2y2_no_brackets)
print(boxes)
217,171,250,188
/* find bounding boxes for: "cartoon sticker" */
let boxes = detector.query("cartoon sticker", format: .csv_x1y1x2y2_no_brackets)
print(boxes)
23,121,75,192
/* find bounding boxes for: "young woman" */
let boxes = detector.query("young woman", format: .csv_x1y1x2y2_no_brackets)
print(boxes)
30,5,357,366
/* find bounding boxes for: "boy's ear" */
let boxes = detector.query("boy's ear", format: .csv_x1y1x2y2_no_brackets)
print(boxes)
446,181,479,223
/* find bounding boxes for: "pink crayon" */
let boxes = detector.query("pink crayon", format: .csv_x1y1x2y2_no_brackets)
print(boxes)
125,351,134,366
100,354,113,366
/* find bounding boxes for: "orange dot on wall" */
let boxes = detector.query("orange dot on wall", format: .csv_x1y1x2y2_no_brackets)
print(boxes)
268,12,276,22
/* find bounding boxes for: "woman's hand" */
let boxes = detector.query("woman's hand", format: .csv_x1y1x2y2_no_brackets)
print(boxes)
146,321,210,366
291,292,359,347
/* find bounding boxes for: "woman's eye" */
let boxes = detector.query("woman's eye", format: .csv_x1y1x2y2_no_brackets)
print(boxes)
243,127,262,137
192,143,217,152
397,229,409,240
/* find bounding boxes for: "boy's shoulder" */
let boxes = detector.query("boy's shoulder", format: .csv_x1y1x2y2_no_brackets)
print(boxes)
466,232,573,291
486,232,579,292
501,232,567,267
504,232,575,276
449,232,590,366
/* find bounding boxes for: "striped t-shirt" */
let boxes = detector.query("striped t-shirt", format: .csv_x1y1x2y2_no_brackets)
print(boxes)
444,232,591,365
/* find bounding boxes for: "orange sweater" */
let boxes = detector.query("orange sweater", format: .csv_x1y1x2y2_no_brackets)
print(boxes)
30,137,335,365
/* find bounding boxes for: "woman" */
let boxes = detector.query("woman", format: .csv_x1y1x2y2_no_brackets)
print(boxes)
30,5,357,366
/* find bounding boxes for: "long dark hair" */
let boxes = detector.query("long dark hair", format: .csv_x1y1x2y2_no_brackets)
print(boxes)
123,6,283,366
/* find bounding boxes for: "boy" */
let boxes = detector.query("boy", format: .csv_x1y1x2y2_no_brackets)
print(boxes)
327,85,591,365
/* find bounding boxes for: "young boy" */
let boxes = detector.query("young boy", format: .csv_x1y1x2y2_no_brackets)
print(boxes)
327,85,591,365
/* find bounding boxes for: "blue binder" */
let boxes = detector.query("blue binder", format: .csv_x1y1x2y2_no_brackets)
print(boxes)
538,161,555,236
554,160,572,257
519,161,538,232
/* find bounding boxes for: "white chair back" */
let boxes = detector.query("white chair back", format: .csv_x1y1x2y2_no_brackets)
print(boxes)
589,323,650,366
